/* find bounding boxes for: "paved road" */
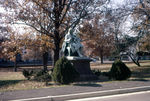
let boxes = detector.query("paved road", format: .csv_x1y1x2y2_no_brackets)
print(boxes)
67,90,150,101
1,81,150,101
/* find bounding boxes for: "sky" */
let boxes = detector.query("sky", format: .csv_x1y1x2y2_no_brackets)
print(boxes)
106,0,124,5
0,0,133,36
112,0,124,4
0,7,5,13
0,0,126,13
0,0,125,11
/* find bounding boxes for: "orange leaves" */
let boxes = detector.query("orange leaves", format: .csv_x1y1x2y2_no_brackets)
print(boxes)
1,25,54,61
1,26,33,61
2,34,23,61
132,0,150,31
21,33,54,61
139,34,150,52
80,15,115,57
35,34,54,51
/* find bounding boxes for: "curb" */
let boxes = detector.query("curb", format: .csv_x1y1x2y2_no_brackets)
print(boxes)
10,86,150,101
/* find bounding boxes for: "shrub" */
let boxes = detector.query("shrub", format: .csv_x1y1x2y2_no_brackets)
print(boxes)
102,72,109,77
51,57,79,84
33,70,51,82
22,70,33,80
22,69,51,83
109,59,131,80
92,70,101,76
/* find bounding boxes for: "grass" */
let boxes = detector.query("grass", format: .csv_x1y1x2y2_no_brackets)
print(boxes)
0,60,150,91
90,60,150,81
0,66,53,91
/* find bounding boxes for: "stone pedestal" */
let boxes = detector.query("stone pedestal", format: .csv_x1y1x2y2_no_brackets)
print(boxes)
67,56,98,81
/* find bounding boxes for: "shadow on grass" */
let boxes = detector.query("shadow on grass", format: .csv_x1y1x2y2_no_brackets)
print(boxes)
130,79,149,82
73,83,102,87
131,65,150,80
0,80,23,87
0,66,53,72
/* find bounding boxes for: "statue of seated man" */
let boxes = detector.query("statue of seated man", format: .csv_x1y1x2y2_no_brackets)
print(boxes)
61,28,83,57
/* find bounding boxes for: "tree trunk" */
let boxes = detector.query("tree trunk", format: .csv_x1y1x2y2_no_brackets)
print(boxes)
14,54,17,72
136,55,141,66
100,48,103,64
34,57,35,67
43,52,48,70
128,54,140,66
53,14,60,67
53,41,60,67
101,55,103,64
53,1,61,67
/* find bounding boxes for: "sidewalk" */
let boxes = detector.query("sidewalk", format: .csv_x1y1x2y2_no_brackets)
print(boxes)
0,81,150,101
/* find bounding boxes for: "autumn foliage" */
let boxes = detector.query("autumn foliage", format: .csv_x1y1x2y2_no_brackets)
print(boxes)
3,0,109,66
132,1,150,34
80,15,114,63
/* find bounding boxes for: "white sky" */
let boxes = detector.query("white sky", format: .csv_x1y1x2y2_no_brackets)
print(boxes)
0,0,125,13
0,0,132,36
113,0,124,4
0,7,5,13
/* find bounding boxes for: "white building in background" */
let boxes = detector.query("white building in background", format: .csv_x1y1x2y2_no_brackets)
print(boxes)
128,46,136,61
127,45,150,61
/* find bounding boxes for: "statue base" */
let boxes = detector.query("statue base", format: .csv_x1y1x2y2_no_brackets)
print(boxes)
67,56,98,81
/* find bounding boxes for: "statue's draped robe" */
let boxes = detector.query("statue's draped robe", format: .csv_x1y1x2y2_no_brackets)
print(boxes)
62,28,83,57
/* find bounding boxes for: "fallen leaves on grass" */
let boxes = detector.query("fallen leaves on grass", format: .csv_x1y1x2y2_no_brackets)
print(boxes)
0,80,48,91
